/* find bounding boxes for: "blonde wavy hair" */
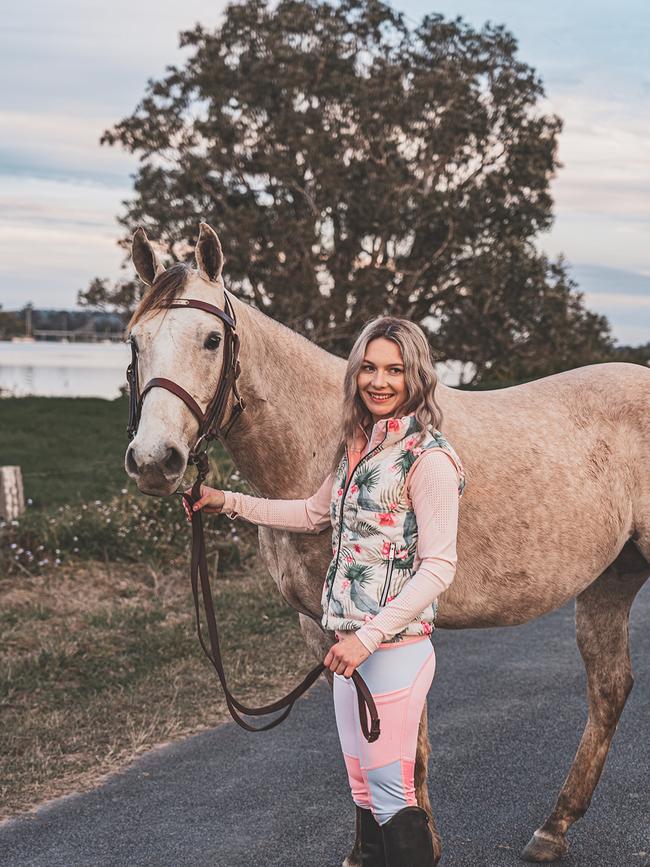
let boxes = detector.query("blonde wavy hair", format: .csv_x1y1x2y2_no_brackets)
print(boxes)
330,317,444,475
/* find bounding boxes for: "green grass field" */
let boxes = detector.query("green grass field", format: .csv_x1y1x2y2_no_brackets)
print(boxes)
0,396,132,507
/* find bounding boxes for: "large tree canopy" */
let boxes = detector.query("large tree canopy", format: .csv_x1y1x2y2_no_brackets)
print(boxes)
87,0,614,383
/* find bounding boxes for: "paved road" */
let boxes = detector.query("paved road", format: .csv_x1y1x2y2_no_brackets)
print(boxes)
2,586,649,867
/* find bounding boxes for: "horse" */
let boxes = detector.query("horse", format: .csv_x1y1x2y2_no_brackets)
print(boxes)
124,221,650,864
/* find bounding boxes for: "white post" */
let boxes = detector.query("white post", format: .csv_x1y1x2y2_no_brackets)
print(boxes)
0,466,25,521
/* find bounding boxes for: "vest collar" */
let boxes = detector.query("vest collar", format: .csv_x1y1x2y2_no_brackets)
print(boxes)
353,412,422,453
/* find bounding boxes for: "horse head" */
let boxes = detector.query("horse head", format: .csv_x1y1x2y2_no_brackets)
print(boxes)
124,221,241,496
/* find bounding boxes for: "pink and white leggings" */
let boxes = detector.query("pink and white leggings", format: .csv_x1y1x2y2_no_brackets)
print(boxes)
333,634,436,826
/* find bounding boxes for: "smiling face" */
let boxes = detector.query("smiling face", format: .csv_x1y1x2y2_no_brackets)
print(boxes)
356,337,409,424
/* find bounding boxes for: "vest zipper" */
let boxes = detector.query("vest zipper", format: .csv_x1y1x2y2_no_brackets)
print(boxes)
326,427,389,627
379,542,396,606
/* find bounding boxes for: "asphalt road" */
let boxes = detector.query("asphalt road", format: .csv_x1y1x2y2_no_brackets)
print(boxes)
2,586,649,867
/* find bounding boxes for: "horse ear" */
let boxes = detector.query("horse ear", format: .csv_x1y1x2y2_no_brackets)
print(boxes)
132,227,165,286
195,221,224,282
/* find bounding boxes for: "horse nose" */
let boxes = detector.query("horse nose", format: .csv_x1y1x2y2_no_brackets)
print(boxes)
125,441,186,481
126,444,140,476
163,445,185,477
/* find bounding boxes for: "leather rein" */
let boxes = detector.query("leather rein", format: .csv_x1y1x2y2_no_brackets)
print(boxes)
125,291,380,742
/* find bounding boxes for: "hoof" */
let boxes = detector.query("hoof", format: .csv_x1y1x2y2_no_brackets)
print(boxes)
521,831,569,862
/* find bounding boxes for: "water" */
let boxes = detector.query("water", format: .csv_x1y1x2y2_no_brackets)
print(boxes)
0,340,130,399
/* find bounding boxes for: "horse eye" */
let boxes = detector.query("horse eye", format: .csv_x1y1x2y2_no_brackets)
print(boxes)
204,332,221,350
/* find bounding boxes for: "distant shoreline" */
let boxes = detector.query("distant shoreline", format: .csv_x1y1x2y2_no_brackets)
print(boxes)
0,340,129,399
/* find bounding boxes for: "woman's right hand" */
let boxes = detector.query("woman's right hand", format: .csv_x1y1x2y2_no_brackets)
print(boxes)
182,485,226,522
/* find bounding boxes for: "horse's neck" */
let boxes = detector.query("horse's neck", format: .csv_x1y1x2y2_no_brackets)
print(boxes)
220,296,345,498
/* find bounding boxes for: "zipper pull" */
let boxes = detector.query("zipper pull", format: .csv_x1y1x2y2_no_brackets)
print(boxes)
388,542,396,560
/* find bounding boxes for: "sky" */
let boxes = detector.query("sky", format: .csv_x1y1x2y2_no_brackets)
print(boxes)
1,0,648,345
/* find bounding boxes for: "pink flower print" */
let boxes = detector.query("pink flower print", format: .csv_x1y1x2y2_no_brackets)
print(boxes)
353,543,362,553
388,501,398,511
381,540,392,557
341,579,350,591
386,595,396,603
397,548,409,560
378,512,396,527
405,436,417,450
350,484,359,494
388,418,401,432
412,447,423,457
344,554,354,564
337,488,343,497
421,621,432,636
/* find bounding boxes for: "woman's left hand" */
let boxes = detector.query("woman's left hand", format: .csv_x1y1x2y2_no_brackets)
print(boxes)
323,633,371,678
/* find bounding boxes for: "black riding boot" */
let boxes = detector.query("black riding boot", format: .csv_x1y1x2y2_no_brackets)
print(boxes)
356,805,386,867
381,806,436,867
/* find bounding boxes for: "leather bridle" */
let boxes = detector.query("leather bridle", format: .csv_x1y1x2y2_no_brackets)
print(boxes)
125,290,380,742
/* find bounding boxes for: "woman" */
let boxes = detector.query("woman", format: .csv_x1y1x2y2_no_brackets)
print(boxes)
183,316,465,867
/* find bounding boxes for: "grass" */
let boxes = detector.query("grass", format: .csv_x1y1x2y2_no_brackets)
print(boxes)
0,557,316,820
0,396,320,820
0,395,131,507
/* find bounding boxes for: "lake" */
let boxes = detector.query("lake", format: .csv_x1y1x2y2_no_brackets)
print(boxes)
0,341,130,399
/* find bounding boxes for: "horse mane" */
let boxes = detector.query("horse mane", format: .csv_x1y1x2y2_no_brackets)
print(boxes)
125,262,192,333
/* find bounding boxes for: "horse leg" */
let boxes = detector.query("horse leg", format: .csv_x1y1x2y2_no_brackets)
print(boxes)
522,541,649,862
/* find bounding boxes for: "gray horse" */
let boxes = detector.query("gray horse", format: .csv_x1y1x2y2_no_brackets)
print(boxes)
125,221,650,864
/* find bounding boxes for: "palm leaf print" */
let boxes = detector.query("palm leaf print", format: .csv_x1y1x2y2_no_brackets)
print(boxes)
352,519,381,538
403,510,418,549
344,563,374,585
395,449,417,481
350,581,380,614
352,464,383,510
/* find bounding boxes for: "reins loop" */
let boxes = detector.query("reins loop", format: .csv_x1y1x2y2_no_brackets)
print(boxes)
125,288,380,743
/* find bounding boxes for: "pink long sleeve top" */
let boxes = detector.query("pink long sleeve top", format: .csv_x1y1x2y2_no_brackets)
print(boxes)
221,426,460,653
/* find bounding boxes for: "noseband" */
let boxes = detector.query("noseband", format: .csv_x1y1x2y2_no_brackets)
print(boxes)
124,289,380,742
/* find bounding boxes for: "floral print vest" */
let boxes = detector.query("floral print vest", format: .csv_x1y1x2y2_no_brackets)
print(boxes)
320,413,466,641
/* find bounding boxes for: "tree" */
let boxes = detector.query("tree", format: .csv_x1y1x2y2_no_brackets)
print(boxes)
86,0,615,383
0,305,22,340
